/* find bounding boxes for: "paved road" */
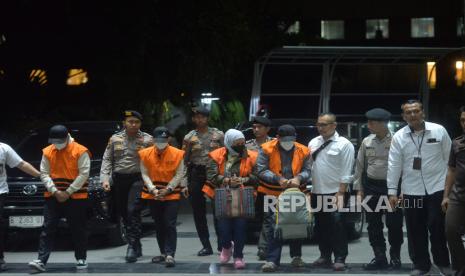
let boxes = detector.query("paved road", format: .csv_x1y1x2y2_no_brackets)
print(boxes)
1,198,449,275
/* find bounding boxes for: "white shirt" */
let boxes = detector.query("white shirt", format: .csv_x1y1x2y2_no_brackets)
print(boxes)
308,131,355,194
0,143,23,194
40,142,91,195
387,121,451,196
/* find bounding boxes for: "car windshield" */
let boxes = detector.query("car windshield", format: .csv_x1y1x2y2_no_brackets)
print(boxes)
16,130,117,162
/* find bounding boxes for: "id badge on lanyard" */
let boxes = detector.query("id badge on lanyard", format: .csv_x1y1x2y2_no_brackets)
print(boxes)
410,132,425,171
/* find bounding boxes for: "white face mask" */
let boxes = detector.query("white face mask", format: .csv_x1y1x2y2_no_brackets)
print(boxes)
280,141,294,151
155,142,168,150
53,142,67,150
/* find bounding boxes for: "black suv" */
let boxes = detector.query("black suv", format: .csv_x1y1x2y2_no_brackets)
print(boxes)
5,121,129,246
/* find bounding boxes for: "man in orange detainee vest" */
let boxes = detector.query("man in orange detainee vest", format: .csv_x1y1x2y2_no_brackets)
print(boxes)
139,127,185,268
257,124,311,273
28,125,91,273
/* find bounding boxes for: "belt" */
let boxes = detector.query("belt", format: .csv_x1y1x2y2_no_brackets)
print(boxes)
112,172,142,179
366,177,387,185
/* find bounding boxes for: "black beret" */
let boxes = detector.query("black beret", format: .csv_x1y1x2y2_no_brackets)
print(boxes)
277,124,296,137
365,108,391,121
124,110,143,121
251,116,272,127
192,106,210,117
48,125,69,143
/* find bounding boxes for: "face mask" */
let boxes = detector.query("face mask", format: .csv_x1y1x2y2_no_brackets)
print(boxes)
155,142,168,150
280,141,294,151
54,142,67,150
231,144,245,155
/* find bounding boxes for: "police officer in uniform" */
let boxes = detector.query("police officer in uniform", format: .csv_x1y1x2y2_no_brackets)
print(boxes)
183,106,224,256
245,116,274,260
100,111,153,262
245,116,273,152
29,125,91,272
353,108,403,270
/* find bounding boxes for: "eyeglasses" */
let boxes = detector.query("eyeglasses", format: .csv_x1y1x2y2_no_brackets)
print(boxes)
316,122,334,128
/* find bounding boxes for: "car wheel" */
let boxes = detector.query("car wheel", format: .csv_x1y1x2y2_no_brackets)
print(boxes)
106,216,127,246
346,210,365,240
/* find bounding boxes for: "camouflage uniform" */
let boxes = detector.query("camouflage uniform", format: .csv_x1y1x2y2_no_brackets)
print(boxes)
245,137,273,152
183,127,224,252
100,130,153,252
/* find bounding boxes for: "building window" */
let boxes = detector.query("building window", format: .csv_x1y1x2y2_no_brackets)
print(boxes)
366,19,389,39
458,17,464,37
67,69,88,86
29,69,48,86
411,17,434,38
321,20,344,40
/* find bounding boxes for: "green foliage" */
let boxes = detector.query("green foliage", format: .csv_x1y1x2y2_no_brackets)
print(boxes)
208,99,246,131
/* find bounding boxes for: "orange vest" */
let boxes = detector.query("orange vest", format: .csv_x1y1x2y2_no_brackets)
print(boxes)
42,141,91,199
202,147,258,199
258,139,310,196
138,145,184,201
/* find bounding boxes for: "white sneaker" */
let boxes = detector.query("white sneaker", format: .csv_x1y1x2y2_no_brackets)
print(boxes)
28,260,46,272
76,259,88,270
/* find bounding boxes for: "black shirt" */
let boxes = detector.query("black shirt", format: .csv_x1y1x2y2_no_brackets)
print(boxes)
448,135,465,203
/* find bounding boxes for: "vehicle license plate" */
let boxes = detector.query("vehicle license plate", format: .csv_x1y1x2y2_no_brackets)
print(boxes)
9,216,44,228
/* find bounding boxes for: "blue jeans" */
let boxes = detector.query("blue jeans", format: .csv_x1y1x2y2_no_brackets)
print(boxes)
217,217,246,258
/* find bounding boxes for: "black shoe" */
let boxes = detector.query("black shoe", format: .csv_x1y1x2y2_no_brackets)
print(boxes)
125,247,138,263
151,255,166,263
257,248,267,261
364,258,389,270
390,256,402,269
197,247,213,256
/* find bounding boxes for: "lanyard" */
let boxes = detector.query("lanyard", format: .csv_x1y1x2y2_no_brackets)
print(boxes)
409,131,425,156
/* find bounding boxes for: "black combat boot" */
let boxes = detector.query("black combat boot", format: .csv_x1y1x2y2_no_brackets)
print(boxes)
126,245,138,263
363,247,388,270
134,240,142,258
389,246,402,269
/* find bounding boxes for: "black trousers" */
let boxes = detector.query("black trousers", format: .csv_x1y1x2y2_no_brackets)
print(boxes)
264,209,302,266
404,191,450,271
257,192,272,251
187,165,219,250
0,194,6,260
445,201,465,272
311,193,348,262
38,198,88,264
112,173,144,246
365,195,404,252
149,200,179,257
